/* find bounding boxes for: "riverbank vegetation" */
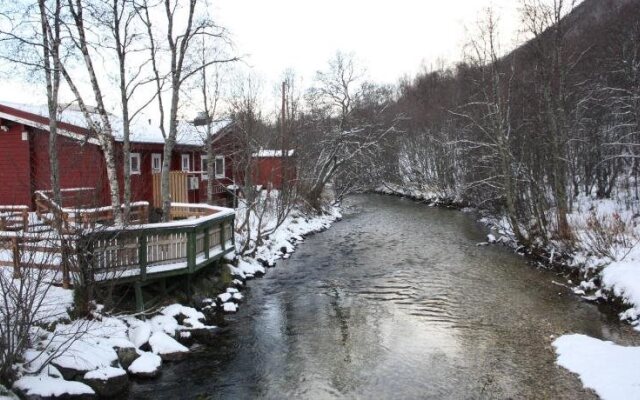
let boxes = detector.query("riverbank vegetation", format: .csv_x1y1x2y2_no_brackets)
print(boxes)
373,0,640,329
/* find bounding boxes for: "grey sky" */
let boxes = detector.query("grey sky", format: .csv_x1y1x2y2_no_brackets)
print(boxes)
214,0,523,86
0,0,524,111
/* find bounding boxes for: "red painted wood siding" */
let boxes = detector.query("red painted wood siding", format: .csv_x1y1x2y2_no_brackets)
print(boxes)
252,157,297,190
31,128,110,207
0,123,31,205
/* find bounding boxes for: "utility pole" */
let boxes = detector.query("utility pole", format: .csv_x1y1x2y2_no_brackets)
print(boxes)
281,81,286,155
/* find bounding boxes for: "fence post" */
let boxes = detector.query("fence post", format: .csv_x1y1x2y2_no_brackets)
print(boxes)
220,222,225,251
139,234,147,281
12,237,21,279
22,209,29,232
61,238,71,289
203,226,210,259
187,230,196,273
135,281,144,313
231,216,235,251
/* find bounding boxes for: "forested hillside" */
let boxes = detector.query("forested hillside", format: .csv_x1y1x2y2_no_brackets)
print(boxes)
384,0,640,254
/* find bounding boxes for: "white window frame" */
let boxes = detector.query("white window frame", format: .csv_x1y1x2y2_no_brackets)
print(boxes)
151,153,162,173
181,154,191,172
130,153,141,175
214,155,225,179
200,155,208,180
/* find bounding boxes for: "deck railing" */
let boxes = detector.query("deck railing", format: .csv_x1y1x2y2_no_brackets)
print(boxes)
81,203,235,283
0,206,29,232
35,190,149,232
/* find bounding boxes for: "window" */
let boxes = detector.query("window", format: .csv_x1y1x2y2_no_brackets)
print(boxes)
130,153,141,175
200,155,208,180
181,154,191,172
151,153,162,173
215,156,225,178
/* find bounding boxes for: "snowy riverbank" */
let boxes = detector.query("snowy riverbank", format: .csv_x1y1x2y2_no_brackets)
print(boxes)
378,182,640,399
3,203,342,398
378,183,640,329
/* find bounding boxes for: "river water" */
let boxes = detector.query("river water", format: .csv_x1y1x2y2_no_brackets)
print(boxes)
129,194,639,399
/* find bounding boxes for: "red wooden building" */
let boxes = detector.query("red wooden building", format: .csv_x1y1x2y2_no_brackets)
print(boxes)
0,102,238,209
251,149,297,190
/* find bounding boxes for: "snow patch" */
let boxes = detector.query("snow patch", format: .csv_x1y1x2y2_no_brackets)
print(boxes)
553,334,640,400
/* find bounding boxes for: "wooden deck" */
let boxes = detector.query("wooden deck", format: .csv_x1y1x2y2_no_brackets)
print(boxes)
83,204,235,284
1,200,235,310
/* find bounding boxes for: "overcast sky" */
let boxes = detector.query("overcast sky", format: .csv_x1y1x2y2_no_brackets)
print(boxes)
0,0,524,111
214,0,523,87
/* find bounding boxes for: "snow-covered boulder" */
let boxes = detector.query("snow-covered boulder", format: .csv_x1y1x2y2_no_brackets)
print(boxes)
222,302,237,313
82,367,128,398
160,304,205,329
148,332,189,361
232,292,243,302
127,352,162,379
217,292,232,303
13,374,95,399
128,324,151,349
50,340,119,381
149,315,179,336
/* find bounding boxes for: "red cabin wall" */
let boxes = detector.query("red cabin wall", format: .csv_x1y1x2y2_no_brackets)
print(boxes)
252,157,297,190
31,129,110,207
0,123,32,206
0,109,242,209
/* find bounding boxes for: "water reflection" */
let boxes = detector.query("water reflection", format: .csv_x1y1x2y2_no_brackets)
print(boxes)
130,195,639,399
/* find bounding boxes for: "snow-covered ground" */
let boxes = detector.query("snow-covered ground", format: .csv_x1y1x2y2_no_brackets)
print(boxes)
553,335,640,400
2,195,342,397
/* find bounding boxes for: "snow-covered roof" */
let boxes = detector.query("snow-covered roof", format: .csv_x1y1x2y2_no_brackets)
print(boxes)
0,101,232,147
252,149,295,158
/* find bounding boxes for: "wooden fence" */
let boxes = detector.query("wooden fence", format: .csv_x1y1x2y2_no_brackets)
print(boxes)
153,171,188,208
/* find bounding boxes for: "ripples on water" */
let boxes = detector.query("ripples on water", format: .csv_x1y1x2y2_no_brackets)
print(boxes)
130,195,639,400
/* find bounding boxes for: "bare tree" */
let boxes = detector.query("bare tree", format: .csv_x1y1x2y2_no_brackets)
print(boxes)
301,52,400,209
521,0,578,239
137,0,238,220
453,8,528,244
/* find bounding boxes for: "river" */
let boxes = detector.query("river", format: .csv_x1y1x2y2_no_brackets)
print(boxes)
129,194,640,399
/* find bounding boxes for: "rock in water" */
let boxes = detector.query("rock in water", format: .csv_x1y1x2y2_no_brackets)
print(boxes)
148,332,189,361
127,352,162,378
82,367,128,398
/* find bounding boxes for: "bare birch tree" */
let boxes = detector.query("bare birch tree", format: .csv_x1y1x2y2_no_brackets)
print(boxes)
136,0,237,220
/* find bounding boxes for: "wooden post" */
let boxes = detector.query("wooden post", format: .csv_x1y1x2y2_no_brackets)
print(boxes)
187,230,196,273
160,278,167,296
231,217,235,249
203,227,210,259
11,237,21,278
61,238,70,289
185,274,192,303
139,235,147,281
220,222,225,250
141,204,149,224
134,281,144,313
22,209,28,232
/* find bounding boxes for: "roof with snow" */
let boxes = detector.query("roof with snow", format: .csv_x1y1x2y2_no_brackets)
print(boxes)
0,101,232,147
252,149,295,158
